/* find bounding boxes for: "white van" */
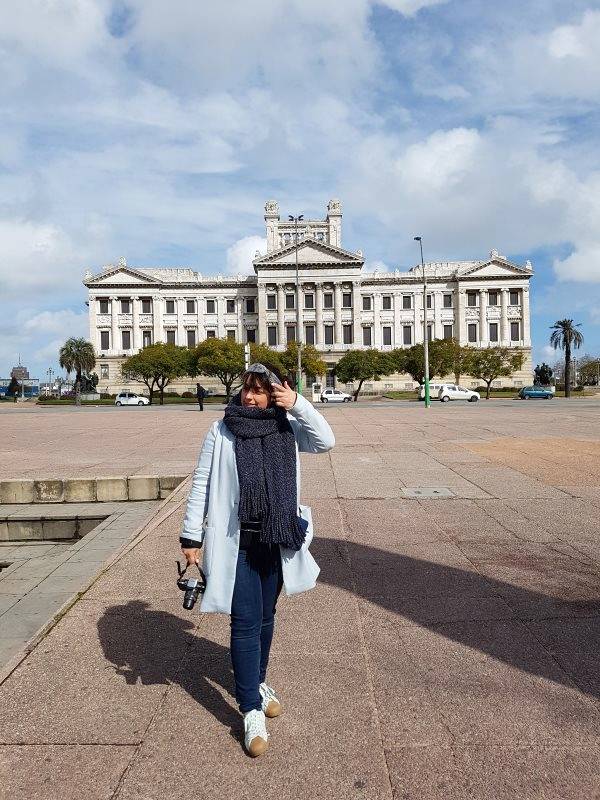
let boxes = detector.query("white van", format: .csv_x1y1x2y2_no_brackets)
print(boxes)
418,383,445,400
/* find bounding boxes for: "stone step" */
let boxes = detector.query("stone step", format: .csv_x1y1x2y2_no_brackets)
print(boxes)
0,475,187,504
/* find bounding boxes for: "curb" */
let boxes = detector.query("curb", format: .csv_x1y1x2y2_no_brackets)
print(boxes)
0,475,186,504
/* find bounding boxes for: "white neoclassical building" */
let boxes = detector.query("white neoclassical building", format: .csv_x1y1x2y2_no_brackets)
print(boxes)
84,200,533,394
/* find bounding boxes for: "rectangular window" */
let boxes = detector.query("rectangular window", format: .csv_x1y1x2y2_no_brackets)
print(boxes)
186,299,196,314
489,322,499,342
343,324,353,344
121,330,131,350
443,294,453,308
362,296,372,311
226,299,235,314
427,324,433,342
206,299,216,314
323,292,333,309
206,329,216,339
342,292,352,308
443,324,453,340
246,297,255,314
246,328,256,343
402,295,412,310
141,298,152,313
227,329,236,341
267,325,277,346
488,291,498,306
468,323,477,343
100,364,109,379
403,326,412,345
121,299,130,314
304,293,314,309
510,290,520,306
324,325,334,345
166,330,176,345
142,330,152,347
267,294,276,310
99,299,109,314
362,327,372,346
305,324,315,345
286,325,296,343
382,296,392,310
426,294,432,309
382,326,392,346
285,294,295,310
467,292,477,307
100,330,110,350
510,321,520,341
165,299,175,314
187,329,196,348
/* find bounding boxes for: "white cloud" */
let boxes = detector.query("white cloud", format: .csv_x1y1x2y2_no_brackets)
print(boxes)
226,236,267,275
378,0,448,16
23,309,88,337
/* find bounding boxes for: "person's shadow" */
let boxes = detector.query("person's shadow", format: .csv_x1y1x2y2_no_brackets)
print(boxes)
97,537,600,734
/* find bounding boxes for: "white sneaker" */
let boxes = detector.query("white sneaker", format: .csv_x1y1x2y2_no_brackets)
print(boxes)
259,683,282,718
243,709,269,757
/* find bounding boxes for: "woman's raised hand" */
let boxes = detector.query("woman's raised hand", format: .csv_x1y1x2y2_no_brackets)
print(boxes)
271,380,297,411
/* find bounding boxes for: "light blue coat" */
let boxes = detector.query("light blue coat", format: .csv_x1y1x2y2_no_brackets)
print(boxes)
180,394,335,614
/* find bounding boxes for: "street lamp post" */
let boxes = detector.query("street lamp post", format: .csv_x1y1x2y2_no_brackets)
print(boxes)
414,236,430,408
289,214,304,394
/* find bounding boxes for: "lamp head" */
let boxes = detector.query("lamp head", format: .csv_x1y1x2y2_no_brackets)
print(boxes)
414,236,421,242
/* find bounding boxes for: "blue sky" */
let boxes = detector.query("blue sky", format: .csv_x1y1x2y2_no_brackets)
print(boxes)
1,0,599,379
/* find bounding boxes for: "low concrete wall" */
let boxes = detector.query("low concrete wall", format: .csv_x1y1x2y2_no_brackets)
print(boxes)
0,475,186,504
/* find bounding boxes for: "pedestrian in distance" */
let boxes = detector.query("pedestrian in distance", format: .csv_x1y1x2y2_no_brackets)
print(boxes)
180,362,335,757
196,382,206,411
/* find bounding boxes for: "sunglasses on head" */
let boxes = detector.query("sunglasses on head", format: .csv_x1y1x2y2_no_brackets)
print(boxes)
245,363,282,386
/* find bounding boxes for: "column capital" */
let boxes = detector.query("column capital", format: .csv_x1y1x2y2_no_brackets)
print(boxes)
131,295,139,300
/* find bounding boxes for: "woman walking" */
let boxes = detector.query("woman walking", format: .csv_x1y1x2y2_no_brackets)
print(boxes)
179,363,335,757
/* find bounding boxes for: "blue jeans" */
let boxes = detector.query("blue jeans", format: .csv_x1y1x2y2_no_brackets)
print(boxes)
230,542,284,714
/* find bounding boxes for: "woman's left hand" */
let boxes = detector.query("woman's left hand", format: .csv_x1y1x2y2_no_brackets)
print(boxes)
271,380,297,411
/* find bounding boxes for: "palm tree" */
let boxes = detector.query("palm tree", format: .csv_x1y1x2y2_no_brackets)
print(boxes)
550,319,584,398
59,338,96,406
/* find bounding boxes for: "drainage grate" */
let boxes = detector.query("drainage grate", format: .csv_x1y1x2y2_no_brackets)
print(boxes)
402,487,454,498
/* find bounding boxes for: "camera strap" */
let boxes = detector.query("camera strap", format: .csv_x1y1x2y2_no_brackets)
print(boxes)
177,560,206,582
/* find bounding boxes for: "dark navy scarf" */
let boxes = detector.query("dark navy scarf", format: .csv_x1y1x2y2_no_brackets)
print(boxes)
223,393,306,551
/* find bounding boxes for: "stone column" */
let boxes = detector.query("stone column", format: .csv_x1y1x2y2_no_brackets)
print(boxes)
258,285,267,343
110,296,118,354
413,292,422,344
434,291,443,340
500,288,509,345
457,288,467,344
216,296,225,338
393,293,402,348
334,283,342,345
236,297,244,343
153,295,162,344
522,285,531,346
177,297,186,347
479,288,488,346
89,295,98,351
352,281,362,347
277,286,285,345
131,295,139,351
373,292,381,347
315,283,323,346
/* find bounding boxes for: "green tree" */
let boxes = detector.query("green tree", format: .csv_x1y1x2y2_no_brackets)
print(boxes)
441,339,475,385
577,355,600,386
469,347,525,399
121,343,189,405
190,337,245,400
550,319,584,398
280,342,327,388
249,343,284,375
402,340,455,385
335,350,395,401
59,337,96,406
533,362,553,386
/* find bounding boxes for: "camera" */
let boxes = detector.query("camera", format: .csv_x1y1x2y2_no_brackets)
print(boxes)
177,560,206,610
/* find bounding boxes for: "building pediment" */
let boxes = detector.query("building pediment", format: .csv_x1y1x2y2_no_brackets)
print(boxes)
84,266,164,287
253,240,363,272
458,257,533,280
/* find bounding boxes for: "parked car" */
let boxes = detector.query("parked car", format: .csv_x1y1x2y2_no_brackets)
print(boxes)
320,387,352,403
418,383,446,400
115,392,149,406
438,384,480,403
518,385,554,400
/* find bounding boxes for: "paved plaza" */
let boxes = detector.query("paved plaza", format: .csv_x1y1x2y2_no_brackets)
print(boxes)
1,400,600,799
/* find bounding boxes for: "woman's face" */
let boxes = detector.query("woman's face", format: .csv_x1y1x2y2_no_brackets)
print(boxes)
241,377,272,409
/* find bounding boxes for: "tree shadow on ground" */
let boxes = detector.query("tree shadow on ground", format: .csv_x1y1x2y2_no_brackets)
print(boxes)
97,536,600,732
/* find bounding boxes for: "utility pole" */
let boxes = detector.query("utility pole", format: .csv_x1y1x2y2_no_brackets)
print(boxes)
289,214,304,394
414,236,430,408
